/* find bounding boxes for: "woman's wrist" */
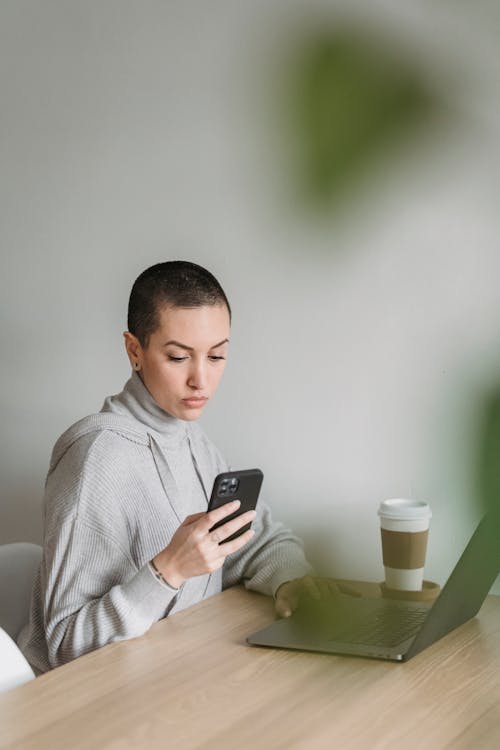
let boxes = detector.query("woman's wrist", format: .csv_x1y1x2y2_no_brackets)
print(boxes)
152,552,185,589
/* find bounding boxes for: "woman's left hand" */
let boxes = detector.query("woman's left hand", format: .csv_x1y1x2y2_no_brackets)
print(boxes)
274,575,361,618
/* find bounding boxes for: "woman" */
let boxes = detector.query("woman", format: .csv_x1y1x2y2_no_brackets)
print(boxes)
19,261,318,674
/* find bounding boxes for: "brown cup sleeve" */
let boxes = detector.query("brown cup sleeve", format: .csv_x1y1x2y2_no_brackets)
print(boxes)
381,529,428,569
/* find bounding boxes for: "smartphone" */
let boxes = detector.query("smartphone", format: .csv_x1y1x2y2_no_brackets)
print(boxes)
207,468,264,544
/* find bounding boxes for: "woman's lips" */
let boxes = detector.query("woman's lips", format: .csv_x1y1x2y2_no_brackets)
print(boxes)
182,397,208,408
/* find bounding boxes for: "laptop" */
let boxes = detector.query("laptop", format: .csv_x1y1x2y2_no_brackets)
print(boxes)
247,513,500,661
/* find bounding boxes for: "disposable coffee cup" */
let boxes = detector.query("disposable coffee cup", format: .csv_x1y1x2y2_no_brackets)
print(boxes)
378,499,432,592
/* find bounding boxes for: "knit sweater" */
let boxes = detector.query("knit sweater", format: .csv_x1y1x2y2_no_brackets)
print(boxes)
18,372,312,673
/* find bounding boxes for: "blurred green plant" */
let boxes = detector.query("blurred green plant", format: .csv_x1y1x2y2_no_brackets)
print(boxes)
282,28,440,211
477,389,500,523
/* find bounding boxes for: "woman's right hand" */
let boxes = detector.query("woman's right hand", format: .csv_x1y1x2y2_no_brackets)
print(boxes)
152,500,256,589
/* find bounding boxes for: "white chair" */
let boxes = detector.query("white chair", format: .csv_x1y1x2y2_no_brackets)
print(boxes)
0,626,35,692
0,542,42,692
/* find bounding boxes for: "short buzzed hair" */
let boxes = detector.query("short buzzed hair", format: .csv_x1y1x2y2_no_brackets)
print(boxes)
127,261,231,347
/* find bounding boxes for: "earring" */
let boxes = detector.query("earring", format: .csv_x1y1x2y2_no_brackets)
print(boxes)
134,362,140,371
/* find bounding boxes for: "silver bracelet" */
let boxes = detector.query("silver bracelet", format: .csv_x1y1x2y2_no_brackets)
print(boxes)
149,559,179,590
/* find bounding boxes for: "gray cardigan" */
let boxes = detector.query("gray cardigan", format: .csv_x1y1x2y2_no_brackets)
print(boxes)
18,373,312,673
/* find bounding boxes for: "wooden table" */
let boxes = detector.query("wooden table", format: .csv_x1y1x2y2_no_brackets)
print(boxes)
1,584,500,750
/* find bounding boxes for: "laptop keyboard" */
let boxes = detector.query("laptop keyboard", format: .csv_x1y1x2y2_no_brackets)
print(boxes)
329,606,428,647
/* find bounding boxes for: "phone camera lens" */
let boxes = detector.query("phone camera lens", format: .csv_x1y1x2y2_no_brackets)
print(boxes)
218,478,230,496
218,476,239,497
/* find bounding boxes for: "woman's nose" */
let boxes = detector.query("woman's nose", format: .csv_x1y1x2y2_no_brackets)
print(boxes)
187,361,206,390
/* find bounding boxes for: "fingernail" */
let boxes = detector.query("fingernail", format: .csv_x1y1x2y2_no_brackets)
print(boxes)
233,500,241,506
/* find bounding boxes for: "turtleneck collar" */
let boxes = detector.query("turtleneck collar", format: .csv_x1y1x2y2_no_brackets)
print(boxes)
101,371,188,445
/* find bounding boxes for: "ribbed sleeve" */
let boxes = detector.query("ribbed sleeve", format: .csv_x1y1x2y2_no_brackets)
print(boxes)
44,519,178,668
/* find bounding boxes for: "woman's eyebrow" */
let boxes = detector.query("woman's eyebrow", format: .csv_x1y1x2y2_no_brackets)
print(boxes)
163,338,229,351
209,338,229,349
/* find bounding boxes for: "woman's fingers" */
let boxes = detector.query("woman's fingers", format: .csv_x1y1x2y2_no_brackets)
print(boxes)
212,510,256,543
201,500,241,534
274,576,362,621
275,595,294,618
316,577,332,600
274,581,300,618
302,575,321,600
336,582,362,598
213,528,255,556
167,503,256,583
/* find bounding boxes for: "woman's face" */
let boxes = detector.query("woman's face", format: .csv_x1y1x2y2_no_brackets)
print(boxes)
124,304,230,421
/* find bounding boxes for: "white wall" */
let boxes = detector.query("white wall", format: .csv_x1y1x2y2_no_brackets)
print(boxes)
1,1,500,592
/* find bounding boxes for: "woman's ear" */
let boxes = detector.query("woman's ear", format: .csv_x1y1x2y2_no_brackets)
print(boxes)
123,331,143,371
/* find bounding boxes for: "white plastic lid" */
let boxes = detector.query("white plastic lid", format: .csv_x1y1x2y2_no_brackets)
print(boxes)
378,498,432,521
